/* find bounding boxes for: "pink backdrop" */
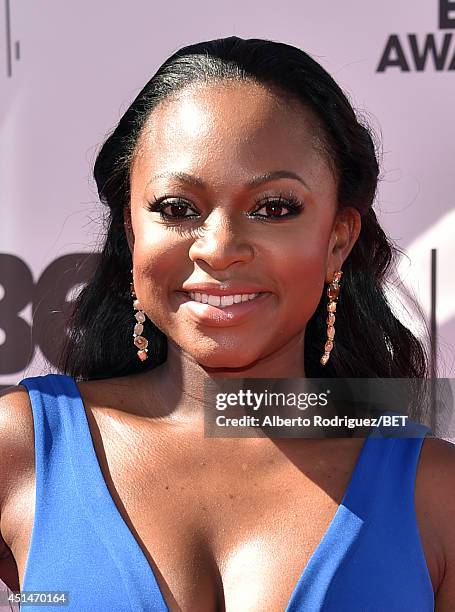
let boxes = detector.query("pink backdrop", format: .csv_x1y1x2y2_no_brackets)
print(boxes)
1,0,454,598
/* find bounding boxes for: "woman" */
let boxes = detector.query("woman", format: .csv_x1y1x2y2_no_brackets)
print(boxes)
1,36,454,611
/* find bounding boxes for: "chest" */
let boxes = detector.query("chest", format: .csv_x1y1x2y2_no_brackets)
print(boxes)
90,416,362,611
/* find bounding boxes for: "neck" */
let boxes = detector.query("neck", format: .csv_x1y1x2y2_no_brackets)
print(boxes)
139,337,306,424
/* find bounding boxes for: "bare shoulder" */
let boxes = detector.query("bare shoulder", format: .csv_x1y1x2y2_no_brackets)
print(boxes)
417,436,455,608
0,385,35,559
418,436,455,503
0,386,35,508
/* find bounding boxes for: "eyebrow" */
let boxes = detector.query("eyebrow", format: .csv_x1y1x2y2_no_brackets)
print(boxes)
146,170,310,191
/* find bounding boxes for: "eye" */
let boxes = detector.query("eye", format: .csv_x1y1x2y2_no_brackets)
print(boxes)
146,196,198,219
251,194,304,219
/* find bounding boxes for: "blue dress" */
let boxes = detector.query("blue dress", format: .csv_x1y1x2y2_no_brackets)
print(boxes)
18,374,434,611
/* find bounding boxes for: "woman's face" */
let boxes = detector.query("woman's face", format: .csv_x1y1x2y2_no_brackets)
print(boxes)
126,80,360,372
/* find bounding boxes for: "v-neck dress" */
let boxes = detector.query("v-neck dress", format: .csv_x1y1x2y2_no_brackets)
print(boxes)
18,374,434,611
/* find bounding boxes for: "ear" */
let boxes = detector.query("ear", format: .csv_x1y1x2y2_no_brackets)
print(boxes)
123,206,134,254
326,207,361,283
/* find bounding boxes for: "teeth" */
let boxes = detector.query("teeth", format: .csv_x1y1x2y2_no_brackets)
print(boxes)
189,292,260,307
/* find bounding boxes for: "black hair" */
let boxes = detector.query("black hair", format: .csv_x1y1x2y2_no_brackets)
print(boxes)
58,36,430,394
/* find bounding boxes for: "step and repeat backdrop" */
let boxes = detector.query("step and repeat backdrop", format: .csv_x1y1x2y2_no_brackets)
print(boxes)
0,0,455,603
1,0,455,388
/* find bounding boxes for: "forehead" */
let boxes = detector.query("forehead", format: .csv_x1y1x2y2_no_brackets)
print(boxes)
131,80,333,193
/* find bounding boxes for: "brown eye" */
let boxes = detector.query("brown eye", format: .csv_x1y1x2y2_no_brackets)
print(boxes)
147,197,198,219
262,202,289,217
166,201,192,217
252,195,303,219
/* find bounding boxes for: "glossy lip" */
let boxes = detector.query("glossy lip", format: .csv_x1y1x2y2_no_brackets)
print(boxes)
175,291,273,327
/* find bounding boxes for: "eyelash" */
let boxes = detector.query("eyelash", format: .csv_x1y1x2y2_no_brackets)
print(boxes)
146,192,304,221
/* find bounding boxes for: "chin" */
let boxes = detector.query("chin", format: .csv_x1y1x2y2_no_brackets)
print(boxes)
200,360,259,373
185,342,263,371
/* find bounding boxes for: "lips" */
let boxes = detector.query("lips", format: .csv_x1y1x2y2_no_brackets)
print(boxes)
175,291,273,327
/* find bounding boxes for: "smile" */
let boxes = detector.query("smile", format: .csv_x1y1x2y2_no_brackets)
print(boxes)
188,292,261,308
175,291,272,327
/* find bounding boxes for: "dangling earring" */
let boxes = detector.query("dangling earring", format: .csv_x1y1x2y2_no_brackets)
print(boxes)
130,269,149,362
320,270,343,366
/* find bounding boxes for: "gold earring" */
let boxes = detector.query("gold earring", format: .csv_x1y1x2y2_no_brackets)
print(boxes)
320,270,343,366
130,270,149,362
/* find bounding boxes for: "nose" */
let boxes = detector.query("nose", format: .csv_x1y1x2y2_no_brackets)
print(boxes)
188,209,254,270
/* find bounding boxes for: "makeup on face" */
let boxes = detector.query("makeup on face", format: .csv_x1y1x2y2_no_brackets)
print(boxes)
128,81,339,370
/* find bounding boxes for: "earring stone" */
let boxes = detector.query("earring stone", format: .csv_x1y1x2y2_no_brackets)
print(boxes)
130,271,149,361
320,270,343,366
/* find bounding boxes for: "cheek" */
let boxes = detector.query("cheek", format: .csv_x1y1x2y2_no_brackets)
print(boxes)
268,238,327,318
132,226,185,306
281,206,334,313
